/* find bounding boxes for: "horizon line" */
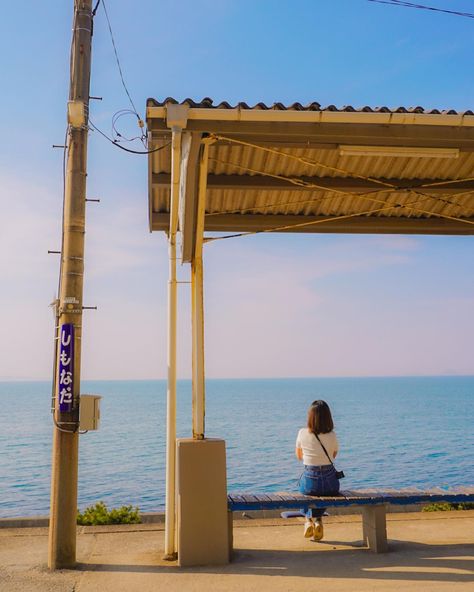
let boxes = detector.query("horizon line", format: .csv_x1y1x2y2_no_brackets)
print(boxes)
1,373,474,383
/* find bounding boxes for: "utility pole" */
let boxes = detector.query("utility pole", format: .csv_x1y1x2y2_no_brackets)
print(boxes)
48,0,93,570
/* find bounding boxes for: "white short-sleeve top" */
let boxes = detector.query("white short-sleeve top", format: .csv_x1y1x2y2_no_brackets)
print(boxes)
296,428,339,467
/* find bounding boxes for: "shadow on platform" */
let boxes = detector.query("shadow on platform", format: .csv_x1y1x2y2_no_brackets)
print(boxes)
76,540,474,583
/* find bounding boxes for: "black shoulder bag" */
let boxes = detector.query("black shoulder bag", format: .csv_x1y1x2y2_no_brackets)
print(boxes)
314,432,345,479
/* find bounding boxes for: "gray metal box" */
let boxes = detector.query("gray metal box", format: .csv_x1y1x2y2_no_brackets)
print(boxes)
79,394,101,431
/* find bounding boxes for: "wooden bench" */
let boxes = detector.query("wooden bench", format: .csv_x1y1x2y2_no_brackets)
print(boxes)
227,487,474,554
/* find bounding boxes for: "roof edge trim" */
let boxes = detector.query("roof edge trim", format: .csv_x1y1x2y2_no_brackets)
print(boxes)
147,106,474,128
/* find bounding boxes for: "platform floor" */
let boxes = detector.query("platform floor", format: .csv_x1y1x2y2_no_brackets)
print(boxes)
1,511,473,592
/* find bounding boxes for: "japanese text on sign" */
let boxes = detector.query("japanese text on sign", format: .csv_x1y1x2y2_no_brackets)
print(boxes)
58,323,74,412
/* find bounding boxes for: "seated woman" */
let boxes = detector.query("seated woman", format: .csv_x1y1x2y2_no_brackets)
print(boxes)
295,400,340,541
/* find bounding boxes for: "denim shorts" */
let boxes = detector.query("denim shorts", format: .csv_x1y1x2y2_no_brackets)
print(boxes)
299,464,340,496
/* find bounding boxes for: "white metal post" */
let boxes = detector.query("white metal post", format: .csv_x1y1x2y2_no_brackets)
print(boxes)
191,142,209,439
191,257,205,439
164,127,182,560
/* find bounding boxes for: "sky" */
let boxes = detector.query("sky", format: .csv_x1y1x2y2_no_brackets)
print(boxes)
0,0,473,380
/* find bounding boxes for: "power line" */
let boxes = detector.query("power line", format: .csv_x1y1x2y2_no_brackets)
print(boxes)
92,0,101,17
367,0,474,19
111,109,147,147
100,0,141,117
94,0,147,147
202,134,474,244
89,119,171,155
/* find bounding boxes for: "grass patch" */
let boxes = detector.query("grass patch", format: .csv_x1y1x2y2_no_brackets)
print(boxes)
423,502,474,512
77,501,141,525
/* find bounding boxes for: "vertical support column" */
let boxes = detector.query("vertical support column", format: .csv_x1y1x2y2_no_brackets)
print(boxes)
163,126,182,560
191,142,209,440
48,0,92,570
191,258,205,438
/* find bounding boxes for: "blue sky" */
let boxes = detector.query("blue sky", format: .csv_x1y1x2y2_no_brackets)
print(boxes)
0,0,473,379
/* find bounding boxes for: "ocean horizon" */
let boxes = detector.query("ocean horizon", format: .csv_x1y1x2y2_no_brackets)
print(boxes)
1,376,473,518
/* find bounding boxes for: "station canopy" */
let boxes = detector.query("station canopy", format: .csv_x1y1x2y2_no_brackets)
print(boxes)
146,98,474,262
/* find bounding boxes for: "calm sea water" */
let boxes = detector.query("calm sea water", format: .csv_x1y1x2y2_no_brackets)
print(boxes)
0,377,473,518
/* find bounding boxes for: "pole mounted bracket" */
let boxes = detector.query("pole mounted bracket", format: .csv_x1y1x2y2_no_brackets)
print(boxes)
166,104,189,129
68,100,87,128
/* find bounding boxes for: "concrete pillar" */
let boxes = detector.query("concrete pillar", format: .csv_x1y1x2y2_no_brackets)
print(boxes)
362,504,388,553
176,438,229,566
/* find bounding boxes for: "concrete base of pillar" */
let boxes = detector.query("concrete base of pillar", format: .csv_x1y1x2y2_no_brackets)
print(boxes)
176,438,229,566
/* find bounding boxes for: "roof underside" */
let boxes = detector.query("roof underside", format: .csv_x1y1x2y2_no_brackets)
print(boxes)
147,98,474,260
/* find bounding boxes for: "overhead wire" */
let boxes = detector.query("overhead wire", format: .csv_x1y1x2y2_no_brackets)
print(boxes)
208,135,473,217
94,0,147,147
367,0,474,19
112,109,144,142
209,134,473,199
100,0,140,117
206,157,398,216
203,135,474,242
210,134,395,190
208,154,472,217
92,0,101,17
210,134,474,203
204,196,446,243
89,119,171,154
204,199,474,243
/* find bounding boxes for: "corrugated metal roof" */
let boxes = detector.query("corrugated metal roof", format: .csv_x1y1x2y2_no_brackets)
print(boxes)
147,97,474,116
147,98,474,243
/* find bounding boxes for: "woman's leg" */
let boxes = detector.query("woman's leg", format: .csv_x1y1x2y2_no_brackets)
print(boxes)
303,517,314,538
299,467,341,541
306,508,324,541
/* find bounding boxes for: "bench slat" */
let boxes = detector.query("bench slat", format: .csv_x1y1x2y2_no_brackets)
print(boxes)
228,487,474,512
255,494,273,502
266,493,289,502
242,494,261,503
275,492,299,501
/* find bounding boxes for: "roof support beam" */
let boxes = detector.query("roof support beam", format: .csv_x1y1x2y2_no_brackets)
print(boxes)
178,132,202,262
148,120,474,150
164,125,183,560
153,173,474,194
151,212,474,235
191,140,209,439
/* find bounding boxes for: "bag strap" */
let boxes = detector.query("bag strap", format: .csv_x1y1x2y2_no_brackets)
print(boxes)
313,432,334,466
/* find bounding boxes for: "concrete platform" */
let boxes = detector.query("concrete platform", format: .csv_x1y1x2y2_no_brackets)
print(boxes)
0,511,473,591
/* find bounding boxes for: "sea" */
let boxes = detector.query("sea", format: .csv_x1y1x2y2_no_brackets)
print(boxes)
0,376,473,518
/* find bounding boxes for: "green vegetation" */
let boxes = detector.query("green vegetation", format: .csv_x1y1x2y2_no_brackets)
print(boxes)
423,501,474,512
77,501,141,525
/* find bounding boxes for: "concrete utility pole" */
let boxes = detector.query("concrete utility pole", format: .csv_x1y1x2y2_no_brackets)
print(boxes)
48,0,93,570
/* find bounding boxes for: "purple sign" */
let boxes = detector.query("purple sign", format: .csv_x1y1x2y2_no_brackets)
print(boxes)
58,323,74,412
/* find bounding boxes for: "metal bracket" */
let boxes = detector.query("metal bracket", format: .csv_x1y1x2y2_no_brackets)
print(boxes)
166,104,189,129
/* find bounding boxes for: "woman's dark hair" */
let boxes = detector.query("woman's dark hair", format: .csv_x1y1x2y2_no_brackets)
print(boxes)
307,400,334,435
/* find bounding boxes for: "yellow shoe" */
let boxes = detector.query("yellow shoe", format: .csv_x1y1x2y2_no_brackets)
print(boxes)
312,519,324,541
303,520,314,538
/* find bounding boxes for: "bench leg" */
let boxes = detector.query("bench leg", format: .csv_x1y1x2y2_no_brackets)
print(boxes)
362,504,388,553
228,511,234,560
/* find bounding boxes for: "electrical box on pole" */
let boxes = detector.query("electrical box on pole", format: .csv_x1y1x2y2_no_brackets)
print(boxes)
79,395,102,431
